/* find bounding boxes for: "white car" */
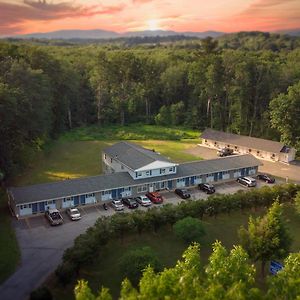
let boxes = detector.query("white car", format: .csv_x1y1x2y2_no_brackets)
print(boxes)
135,195,152,207
237,176,257,187
111,200,124,211
66,208,81,221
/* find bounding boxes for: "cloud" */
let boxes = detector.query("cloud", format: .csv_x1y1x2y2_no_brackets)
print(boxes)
0,0,126,35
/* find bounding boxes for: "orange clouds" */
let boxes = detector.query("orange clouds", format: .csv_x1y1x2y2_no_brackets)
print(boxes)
0,0,299,36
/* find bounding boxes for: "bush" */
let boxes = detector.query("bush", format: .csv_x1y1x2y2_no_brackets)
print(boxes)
55,261,77,286
173,217,205,243
120,246,162,286
30,286,52,300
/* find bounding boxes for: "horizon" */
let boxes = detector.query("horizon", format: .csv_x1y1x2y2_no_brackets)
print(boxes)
1,0,300,36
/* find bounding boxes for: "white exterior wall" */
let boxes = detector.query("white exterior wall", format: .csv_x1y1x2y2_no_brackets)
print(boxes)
102,153,131,174
18,204,33,216
62,198,74,208
279,148,296,163
202,138,283,162
131,166,177,180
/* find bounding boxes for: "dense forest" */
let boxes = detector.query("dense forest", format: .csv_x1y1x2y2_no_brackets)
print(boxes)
0,32,300,178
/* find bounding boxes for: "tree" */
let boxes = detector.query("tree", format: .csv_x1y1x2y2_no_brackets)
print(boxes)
267,252,300,300
294,191,300,216
75,280,112,300
173,217,205,243
30,287,53,300
119,246,161,286
239,200,292,277
205,241,258,299
269,81,300,147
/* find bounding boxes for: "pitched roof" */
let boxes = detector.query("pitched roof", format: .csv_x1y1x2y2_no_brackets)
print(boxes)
103,141,172,170
201,128,285,153
9,154,261,205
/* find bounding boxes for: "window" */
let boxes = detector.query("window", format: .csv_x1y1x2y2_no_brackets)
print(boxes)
177,178,185,183
205,139,207,142
137,172,142,177
63,197,71,202
102,190,111,196
110,158,113,163
121,165,124,170
160,169,165,174
169,167,174,172
206,174,213,178
104,154,106,159
137,185,148,193
222,171,230,175
214,142,217,145
124,187,131,192
248,149,252,152
146,171,150,176
86,193,94,198
257,151,260,154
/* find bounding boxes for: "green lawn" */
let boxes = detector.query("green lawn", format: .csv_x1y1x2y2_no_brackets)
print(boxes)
48,204,300,299
0,190,20,284
13,125,201,186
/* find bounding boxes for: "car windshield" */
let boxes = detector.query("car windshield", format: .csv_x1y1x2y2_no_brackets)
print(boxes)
71,209,79,214
114,201,122,205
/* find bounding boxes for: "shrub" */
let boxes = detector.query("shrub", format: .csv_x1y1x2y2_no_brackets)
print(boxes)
55,261,77,286
30,287,53,300
173,217,205,243
119,246,162,286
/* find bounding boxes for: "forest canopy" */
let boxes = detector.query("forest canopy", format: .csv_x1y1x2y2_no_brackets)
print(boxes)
0,32,300,178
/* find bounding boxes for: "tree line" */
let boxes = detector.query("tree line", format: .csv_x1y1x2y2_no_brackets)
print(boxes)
30,184,300,299
1,35,300,178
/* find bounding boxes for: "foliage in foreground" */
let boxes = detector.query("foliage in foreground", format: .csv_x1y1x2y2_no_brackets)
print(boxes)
239,200,292,277
56,184,300,286
74,242,300,300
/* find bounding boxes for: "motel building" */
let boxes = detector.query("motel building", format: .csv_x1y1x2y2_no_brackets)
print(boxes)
8,141,261,218
201,128,296,163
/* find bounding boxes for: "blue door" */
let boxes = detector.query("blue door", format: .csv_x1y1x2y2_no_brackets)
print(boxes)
219,172,223,180
117,188,124,199
241,168,245,176
112,189,117,198
190,176,195,185
74,196,79,206
185,177,190,186
32,203,38,214
80,195,86,205
245,168,250,175
214,173,218,181
39,202,45,212
168,180,173,189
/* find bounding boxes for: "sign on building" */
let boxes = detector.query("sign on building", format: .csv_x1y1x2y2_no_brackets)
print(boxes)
270,261,283,275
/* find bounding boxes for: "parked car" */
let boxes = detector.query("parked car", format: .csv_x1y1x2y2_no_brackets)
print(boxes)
217,147,234,157
175,188,191,199
257,174,275,184
66,208,81,221
122,197,139,209
111,200,124,211
198,183,215,194
145,192,163,204
237,176,257,187
135,195,152,207
45,208,63,226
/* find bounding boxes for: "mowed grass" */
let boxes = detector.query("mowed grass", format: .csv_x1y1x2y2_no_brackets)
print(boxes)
13,125,201,186
0,190,20,284
49,204,300,300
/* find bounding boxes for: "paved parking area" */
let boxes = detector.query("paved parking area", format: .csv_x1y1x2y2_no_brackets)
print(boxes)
0,179,284,300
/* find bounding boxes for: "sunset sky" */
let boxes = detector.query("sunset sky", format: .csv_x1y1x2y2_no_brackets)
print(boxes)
0,0,299,36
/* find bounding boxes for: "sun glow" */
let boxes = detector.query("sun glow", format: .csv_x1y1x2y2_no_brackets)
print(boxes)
146,19,160,31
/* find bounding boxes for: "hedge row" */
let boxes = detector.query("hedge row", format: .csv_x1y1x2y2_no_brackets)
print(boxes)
55,183,300,285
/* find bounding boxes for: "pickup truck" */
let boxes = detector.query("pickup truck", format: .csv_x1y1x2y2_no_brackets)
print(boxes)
45,208,63,226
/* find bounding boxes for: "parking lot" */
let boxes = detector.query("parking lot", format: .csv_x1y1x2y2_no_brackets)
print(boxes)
0,179,284,300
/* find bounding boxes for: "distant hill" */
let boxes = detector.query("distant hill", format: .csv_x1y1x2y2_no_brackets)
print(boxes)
276,29,300,37
13,29,224,40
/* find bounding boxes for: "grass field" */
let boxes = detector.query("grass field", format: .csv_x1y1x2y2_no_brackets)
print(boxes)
49,203,300,300
0,190,20,284
13,125,201,186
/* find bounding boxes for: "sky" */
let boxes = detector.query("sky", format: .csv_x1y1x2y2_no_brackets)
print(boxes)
0,0,299,36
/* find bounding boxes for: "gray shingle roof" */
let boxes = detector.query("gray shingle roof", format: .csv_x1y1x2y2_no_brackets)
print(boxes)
9,154,261,205
201,128,285,153
103,141,171,170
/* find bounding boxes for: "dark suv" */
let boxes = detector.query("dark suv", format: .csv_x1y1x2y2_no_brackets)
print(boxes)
257,174,275,184
122,197,139,209
198,183,215,194
175,188,191,199
217,148,234,157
